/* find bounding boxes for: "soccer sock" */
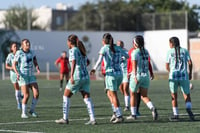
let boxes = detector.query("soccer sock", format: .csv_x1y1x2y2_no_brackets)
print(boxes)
185,102,192,109
124,96,129,107
111,104,116,113
60,79,63,88
146,101,154,110
15,90,21,105
172,107,179,116
136,92,141,112
22,104,27,115
84,98,95,121
130,107,137,116
115,107,122,117
63,96,70,120
30,98,38,112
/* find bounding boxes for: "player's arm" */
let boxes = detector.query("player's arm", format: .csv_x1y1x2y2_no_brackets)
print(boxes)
132,60,138,84
166,63,170,72
12,61,20,80
148,57,154,80
188,59,193,80
33,56,40,74
90,54,103,75
5,63,12,70
70,59,76,84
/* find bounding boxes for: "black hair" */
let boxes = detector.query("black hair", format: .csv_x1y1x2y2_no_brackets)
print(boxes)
77,41,87,56
68,34,78,46
103,33,115,53
134,35,146,60
10,42,17,52
169,37,181,67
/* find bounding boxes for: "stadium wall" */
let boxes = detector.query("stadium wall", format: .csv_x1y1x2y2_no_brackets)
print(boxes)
0,29,188,73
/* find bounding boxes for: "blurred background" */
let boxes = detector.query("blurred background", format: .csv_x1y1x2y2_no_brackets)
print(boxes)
0,0,200,80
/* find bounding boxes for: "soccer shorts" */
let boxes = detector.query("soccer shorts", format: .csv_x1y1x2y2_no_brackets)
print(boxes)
18,75,37,86
169,79,190,94
129,74,150,93
105,75,122,91
66,79,90,94
10,72,18,84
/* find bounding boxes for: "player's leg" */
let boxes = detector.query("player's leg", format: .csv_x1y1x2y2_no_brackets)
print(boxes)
29,82,39,117
59,73,64,91
13,82,22,109
123,82,130,111
21,85,29,118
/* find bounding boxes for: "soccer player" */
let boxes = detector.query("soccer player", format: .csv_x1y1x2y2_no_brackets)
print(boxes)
5,42,22,109
90,33,129,124
55,51,70,91
116,40,130,111
127,35,158,120
55,35,96,125
166,36,194,121
127,40,154,116
13,39,40,118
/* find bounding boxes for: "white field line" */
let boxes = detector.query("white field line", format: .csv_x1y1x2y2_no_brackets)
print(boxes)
0,113,199,126
0,129,44,133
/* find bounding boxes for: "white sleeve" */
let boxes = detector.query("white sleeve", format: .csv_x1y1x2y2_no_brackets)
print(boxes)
93,54,103,70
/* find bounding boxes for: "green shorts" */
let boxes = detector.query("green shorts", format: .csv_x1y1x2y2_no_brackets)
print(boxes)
10,72,18,84
66,79,90,94
169,79,190,94
122,72,128,83
105,75,122,91
18,74,37,86
129,74,150,93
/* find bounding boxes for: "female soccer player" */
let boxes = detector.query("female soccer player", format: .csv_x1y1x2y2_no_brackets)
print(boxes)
55,35,96,125
166,37,194,121
127,35,158,120
13,39,40,118
91,33,129,124
116,40,130,111
5,42,22,109
55,51,70,91
127,41,154,116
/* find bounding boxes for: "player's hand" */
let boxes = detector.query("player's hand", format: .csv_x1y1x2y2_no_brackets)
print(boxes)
17,74,20,80
90,69,96,75
70,77,74,84
134,77,138,84
150,74,154,80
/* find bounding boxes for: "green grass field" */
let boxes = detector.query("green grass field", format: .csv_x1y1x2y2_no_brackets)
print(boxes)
0,79,200,133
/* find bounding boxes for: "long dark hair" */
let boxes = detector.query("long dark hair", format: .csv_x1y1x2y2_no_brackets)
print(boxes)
134,35,145,60
68,34,78,46
169,37,181,67
103,33,115,53
10,42,17,52
77,41,87,56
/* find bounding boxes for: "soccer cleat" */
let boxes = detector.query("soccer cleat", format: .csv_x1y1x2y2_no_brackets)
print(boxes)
110,114,117,122
85,120,97,125
126,115,137,120
186,108,195,121
152,108,158,120
124,106,130,112
55,118,69,124
29,111,38,117
21,114,29,119
169,114,179,122
112,116,124,124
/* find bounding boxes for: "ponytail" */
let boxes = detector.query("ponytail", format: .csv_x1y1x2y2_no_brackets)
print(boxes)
103,33,115,53
169,37,181,67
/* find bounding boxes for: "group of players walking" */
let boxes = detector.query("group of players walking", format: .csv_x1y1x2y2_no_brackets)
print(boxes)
5,33,195,125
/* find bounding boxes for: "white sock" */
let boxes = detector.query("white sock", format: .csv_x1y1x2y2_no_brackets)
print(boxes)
172,107,179,116
111,104,115,113
30,98,38,112
130,107,137,116
22,104,27,115
115,107,122,117
84,98,95,121
146,101,154,110
15,90,21,105
186,102,192,109
63,96,70,120
124,96,129,107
